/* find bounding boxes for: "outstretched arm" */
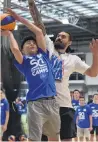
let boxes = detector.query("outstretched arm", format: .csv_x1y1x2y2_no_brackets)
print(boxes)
1,31,23,64
27,0,55,57
85,39,98,77
28,0,46,35
6,8,46,52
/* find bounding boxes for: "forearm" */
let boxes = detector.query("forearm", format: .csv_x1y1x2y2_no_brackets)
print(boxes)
89,115,92,127
28,0,46,35
5,111,9,126
9,32,23,64
18,16,42,35
9,32,20,52
86,54,98,77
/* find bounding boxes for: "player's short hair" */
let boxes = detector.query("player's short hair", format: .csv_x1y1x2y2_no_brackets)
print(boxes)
73,89,80,93
21,36,36,50
79,96,85,100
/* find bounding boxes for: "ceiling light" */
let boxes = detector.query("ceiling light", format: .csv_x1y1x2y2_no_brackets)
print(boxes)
61,19,69,24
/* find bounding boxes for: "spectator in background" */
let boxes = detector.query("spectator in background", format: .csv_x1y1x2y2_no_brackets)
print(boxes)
88,96,93,104
72,90,80,111
8,135,16,142
0,90,9,141
76,96,92,142
89,94,98,141
14,97,28,135
72,90,81,141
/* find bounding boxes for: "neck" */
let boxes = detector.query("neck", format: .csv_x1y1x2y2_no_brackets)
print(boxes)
80,104,85,106
74,98,79,100
57,48,66,54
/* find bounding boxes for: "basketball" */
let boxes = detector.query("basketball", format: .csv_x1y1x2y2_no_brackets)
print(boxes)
0,13,16,31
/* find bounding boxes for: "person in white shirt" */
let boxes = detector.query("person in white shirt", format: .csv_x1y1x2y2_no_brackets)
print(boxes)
27,0,98,141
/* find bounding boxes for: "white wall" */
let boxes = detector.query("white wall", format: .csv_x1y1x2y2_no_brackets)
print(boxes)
69,83,84,91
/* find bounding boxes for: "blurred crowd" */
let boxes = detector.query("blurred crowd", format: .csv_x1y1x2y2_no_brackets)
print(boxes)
0,89,98,141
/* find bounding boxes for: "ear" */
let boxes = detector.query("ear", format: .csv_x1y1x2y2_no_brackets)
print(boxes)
21,49,24,54
69,41,72,46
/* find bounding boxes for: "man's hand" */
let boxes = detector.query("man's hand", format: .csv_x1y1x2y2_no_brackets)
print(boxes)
90,39,98,56
2,124,7,132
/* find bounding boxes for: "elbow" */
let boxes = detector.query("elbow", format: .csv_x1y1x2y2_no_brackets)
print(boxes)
92,73,98,77
89,72,98,77
12,47,20,52
36,28,43,36
86,68,98,77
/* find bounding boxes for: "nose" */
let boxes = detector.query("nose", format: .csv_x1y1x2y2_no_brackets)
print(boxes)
30,41,34,45
56,37,62,42
58,36,62,40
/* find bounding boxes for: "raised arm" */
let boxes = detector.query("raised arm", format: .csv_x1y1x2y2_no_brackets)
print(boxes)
27,0,56,57
6,8,46,52
28,0,46,35
85,39,98,77
1,31,23,64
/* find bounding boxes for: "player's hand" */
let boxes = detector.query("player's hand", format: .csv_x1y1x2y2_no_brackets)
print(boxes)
2,124,7,132
88,127,93,131
5,8,21,21
1,30,12,36
90,39,98,56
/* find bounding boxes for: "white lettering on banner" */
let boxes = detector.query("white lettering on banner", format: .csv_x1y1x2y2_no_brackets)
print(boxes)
78,112,85,120
92,110,98,118
30,57,48,76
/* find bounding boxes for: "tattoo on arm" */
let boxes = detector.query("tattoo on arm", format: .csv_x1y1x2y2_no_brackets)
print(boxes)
28,0,46,35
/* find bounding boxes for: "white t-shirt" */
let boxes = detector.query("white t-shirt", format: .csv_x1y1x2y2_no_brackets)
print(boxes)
45,35,90,108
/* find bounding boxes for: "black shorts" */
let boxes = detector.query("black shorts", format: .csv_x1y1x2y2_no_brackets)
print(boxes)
90,126,98,135
60,107,76,140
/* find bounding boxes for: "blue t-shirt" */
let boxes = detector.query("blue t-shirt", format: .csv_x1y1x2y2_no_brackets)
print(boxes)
89,103,98,126
75,105,92,128
72,99,79,111
0,99,9,125
72,99,79,123
15,103,27,115
14,48,57,102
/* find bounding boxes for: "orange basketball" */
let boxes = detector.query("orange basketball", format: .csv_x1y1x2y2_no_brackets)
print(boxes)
0,13,16,31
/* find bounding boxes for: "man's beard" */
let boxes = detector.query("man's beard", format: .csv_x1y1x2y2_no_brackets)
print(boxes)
54,40,65,50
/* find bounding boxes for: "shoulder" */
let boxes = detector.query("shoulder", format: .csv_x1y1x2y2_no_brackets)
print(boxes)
86,105,91,110
3,99,8,103
89,103,93,107
77,106,80,110
68,54,79,59
66,54,80,62
72,99,74,102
